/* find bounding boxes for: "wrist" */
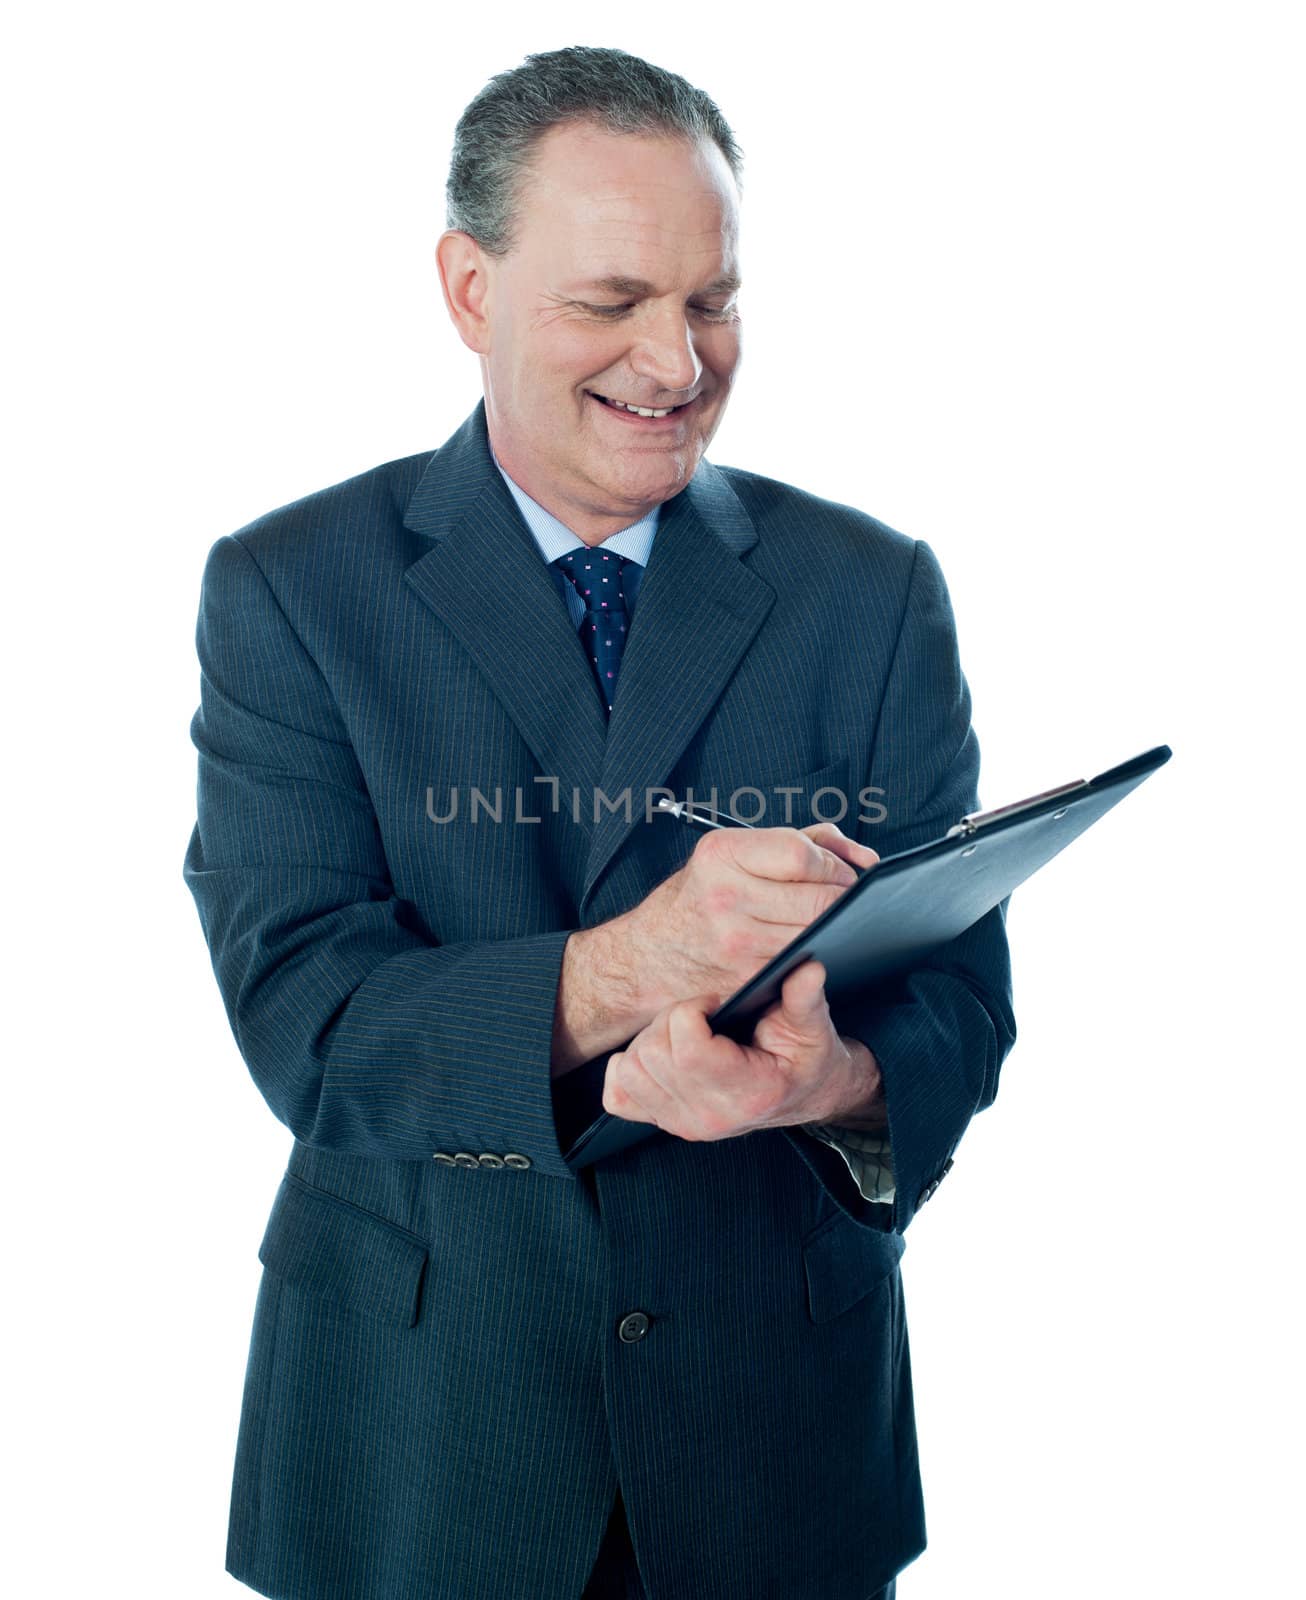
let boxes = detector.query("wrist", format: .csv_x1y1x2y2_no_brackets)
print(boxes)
550,915,655,1077
830,1035,889,1130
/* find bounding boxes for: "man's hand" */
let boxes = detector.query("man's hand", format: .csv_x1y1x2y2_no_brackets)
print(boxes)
620,820,879,1019
600,959,884,1141
550,820,879,1078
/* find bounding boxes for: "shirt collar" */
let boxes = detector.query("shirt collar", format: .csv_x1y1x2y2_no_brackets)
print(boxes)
490,445,658,569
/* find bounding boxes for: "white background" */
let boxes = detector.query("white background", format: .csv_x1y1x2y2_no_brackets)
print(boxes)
5,3,1302,1596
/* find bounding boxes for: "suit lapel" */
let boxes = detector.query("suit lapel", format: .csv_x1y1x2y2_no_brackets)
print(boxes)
401,401,776,916
580,461,774,911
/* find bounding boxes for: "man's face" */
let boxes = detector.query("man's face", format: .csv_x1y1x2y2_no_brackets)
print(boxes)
451,120,743,542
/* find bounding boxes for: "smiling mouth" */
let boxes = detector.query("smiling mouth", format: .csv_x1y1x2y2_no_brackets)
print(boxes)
586,390,696,419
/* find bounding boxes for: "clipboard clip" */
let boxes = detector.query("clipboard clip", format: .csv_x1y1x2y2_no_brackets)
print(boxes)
944,777,1089,839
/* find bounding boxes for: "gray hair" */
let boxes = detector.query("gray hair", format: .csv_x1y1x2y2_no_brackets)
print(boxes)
446,45,744,257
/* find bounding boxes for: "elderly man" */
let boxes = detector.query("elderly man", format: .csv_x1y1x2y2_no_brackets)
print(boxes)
185,44,1014,1600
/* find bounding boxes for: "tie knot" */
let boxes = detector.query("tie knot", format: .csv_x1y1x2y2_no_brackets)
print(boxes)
555,549,632,614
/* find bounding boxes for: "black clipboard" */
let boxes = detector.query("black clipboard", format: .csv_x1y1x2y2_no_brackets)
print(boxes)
556,743,1171,1169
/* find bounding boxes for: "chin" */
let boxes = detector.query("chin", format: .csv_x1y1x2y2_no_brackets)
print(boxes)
613,467,694,508
622,444,700,485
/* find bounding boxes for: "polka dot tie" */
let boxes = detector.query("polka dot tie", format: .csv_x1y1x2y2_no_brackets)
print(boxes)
554,549,634,716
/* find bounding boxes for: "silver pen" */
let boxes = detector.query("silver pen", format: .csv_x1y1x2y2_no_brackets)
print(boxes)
653,796,757,831
655,795,868,880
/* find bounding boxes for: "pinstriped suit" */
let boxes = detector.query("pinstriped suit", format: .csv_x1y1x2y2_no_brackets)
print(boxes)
184,398,1015,1598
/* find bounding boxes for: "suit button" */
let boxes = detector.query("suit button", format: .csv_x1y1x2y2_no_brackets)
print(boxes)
453,1152,480,1169
917,1156,955,1208
503,1153,532,1170
617,1311,650,1342
478,1153,505,1169
432,1153,456,1167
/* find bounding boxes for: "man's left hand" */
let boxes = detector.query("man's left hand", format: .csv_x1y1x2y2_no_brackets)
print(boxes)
600,959,884,1139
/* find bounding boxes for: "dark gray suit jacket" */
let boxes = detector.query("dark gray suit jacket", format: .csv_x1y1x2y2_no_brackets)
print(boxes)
184,398,1015,1599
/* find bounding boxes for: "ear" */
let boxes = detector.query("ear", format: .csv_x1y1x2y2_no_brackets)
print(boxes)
435,230,492,355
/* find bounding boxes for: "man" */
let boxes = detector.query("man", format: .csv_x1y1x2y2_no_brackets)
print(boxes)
185,45,1015,1600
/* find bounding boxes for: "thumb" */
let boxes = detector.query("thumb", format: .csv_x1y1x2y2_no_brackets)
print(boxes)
781,959,829,1028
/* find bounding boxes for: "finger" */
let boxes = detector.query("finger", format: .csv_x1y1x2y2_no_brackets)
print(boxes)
662,999,755,1137
666,994,720,1052
663,999,737,1098
781,959,830,1026
700,824,859,890
617,1040,679,1130
800,821,879,872
601,1051,628,1116
604,1048,664,1127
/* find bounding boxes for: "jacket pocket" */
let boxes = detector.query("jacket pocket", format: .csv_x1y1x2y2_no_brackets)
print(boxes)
257,1173,430,1329
802,1206,905,1323
745,755,852,829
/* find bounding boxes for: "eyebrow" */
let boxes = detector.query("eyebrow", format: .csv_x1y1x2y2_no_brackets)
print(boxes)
577,273,742,297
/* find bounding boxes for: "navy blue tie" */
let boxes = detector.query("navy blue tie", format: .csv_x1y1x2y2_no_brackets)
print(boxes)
555,549,634,716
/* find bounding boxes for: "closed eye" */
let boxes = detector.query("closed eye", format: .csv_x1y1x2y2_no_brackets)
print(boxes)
583,302,736,321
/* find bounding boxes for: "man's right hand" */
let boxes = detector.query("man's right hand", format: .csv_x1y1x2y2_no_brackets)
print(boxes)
623,821,879,1016
550,821,878,1077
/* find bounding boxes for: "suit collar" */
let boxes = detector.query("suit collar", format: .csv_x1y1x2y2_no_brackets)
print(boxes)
401,399,775,915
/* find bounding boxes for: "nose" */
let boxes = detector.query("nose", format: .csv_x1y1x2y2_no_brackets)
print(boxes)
628,306,703,397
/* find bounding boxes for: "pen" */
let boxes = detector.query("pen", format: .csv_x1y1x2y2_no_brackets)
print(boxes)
654,795,867,878
653,796,756,830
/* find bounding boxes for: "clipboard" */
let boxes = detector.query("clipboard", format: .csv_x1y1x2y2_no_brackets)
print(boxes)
556,743,1172,1169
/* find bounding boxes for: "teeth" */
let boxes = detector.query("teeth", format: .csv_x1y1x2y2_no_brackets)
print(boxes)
595,393,678,418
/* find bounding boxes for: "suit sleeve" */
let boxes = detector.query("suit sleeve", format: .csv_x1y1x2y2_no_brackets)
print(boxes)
183,533,580,1178
781,538,1016,1233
